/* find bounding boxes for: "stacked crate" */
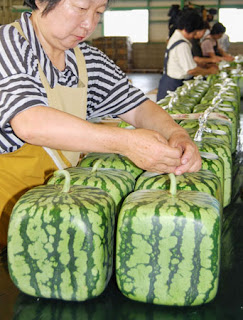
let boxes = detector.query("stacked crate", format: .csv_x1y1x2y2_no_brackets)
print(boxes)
0,0,12,25
132,42,166,72
92,36,132,72
0,0,23,25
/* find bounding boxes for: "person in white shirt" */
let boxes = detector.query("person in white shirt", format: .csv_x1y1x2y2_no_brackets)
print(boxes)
157,10,218,101
218,33,230,52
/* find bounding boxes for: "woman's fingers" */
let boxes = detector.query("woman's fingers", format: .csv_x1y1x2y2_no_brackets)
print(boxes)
125,129,183,173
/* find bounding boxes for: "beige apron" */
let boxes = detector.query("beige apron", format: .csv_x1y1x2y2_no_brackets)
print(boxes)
0,22,88,246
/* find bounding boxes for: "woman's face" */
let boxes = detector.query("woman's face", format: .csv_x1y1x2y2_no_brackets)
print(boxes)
194,29,206,40
34,0,108,51
213,33,224,40
184,30,197,40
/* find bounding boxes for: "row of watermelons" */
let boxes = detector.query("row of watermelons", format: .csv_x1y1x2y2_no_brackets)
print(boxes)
7,61,242,306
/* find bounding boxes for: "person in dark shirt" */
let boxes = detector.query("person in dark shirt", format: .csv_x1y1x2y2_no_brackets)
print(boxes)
191,22,221,68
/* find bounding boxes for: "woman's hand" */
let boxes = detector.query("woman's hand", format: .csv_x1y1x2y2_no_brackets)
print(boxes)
223,54,234,62
207,65,219,74
168,131,202,175
120,101,202,174
124,128,183,173
210,56,222,63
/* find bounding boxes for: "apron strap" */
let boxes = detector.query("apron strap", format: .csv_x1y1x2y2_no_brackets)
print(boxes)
11,21,88,168
163,39,187,74
11,21,88,91
11,21,25,37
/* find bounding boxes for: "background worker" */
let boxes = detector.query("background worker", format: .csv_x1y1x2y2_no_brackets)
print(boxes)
191,22,221,68
157,10,218,101
201,22,234,61
218,33,230,52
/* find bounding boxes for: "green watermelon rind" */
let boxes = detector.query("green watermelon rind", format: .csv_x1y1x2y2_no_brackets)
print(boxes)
195,138,232,207
134,170,223,208
47,167,135,209
78,153,143,179
8,185,116,301
116,189,221,306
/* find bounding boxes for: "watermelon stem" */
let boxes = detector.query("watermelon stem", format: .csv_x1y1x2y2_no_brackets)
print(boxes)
168,173,177,196
91,159,103,173
54,170,71,193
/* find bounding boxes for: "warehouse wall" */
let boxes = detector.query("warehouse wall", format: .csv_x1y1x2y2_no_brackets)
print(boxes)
102,0,243,71
1,0,243,72
98,0,243,43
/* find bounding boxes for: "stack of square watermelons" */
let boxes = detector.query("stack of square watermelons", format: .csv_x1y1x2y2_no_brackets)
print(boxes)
7,60,242,306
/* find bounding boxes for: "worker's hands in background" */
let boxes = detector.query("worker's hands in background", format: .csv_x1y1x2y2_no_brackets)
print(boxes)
168,131,202,175
207,64,220,74
222,54,234,62
210,55,222,63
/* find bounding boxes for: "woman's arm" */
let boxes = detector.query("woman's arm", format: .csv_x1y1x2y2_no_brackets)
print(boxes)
10,104,185,174
187,64,219,77
193,55,221,65
217,48,234,61
201,40,234,62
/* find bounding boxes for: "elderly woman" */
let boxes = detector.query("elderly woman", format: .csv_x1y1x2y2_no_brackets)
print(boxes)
0,0,201,249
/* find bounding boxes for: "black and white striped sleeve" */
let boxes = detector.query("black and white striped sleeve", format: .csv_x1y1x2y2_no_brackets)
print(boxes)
80,43,148,119
0,25,48,131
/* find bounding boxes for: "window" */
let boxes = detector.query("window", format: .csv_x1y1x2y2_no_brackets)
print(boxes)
104,10,149,43
219,8,243,42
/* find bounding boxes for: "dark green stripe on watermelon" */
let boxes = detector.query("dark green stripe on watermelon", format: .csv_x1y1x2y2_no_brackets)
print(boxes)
195,138,232,207
200,152,225,205
78,153,143,179
116,189,221,306
8,185,116,301
146,212,163,302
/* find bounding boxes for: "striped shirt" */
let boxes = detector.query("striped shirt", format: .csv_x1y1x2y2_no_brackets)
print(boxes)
0,12,147,154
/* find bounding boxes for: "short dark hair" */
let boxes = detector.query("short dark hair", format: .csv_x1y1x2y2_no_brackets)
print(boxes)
24,0,112,16
177,10,204,33
211,22,226,35
24,0,61,15
203,21,210,30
